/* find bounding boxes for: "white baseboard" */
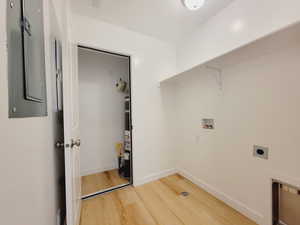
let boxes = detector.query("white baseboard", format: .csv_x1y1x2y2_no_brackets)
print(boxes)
134,168,177,186
81,165,117,176
177,168,264,225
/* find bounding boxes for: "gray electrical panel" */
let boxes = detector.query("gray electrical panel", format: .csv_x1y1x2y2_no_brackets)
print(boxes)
7,0,47,118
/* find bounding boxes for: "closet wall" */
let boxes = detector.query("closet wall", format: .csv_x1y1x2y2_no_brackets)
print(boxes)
78,48,129,176
169,24,300,225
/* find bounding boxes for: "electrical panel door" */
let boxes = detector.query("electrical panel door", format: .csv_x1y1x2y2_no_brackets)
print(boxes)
7,0,47,118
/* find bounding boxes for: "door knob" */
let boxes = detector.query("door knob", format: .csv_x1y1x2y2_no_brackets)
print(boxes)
56,141,65,148
71,139,81,148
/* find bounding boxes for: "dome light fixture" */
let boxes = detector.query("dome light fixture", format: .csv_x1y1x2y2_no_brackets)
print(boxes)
182,0,206,11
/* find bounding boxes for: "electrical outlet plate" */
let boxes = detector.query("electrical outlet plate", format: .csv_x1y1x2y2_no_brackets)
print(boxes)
202,118,215,129
253,145,269,160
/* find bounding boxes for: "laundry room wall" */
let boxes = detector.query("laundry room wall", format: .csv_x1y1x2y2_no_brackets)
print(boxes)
0,1,69,225
70,13,178,185
169,24,300,225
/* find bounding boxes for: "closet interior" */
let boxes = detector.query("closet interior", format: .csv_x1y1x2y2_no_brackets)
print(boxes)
78,46,132,198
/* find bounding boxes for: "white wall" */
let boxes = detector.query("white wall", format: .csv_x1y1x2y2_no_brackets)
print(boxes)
71,14,177,185
163,0,300,82
78,49,129,176
0,1,66,225
169,24,300,225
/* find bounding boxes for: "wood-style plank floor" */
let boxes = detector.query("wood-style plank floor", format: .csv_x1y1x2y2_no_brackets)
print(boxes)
80,174,258,225
81,169,129,196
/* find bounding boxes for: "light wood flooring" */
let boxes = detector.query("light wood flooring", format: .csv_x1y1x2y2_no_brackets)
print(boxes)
81,169,129,196
80,174,257,225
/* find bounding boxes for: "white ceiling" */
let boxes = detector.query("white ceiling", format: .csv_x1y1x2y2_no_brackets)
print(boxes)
71,0,235,44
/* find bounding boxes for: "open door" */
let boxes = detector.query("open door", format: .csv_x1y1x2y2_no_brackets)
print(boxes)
62,43,81,225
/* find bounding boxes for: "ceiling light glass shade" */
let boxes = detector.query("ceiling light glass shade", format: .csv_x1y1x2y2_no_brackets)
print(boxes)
182,0,206,11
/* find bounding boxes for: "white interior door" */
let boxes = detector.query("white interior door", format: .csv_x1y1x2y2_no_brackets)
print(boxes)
63,42,81,225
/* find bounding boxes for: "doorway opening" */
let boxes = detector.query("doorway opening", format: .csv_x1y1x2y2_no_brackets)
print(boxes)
77,45,133,199
272,180,300,225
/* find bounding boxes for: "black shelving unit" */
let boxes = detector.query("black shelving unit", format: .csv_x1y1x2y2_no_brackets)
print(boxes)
119,96,131,179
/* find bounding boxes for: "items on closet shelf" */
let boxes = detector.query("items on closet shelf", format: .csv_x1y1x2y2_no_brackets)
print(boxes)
115,143,123,156
116,78,129,93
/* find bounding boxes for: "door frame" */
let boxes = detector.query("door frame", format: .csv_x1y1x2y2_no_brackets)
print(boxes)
77,44,134,199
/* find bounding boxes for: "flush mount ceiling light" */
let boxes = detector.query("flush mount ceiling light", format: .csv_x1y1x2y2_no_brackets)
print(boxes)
182,0,206,11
